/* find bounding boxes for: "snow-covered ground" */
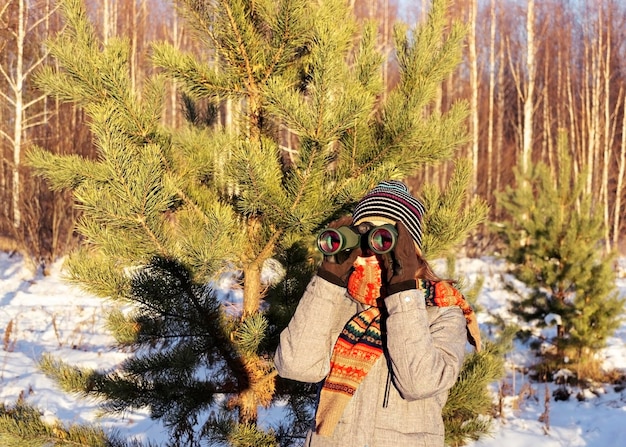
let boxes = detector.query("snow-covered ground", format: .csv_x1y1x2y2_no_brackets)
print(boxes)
1,252,625,446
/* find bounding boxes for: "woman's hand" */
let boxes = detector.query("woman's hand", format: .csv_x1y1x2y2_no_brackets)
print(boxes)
381,221,418,294
317,216,362,287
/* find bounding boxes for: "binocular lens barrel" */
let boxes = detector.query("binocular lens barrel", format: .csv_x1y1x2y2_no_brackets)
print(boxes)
316,224,397,255
368,226,395,253
317,229,344,255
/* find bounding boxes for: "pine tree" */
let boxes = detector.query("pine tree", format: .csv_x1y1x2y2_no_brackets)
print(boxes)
27,0,489,444
437,256,514,447
0,398,152,447
443,329,514,446
496,130,625,379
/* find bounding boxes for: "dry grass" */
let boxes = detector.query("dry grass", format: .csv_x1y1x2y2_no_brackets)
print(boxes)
3,319,15,352
43,307,101,350
0,167,81,275
2,318,17,381
538,382,551,433
0,236,19,254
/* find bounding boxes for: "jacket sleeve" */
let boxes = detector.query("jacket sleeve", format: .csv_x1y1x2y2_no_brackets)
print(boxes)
274,276,356,383
383,288,467,400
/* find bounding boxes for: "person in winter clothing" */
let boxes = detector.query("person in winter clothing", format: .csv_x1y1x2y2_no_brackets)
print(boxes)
274,180,481,447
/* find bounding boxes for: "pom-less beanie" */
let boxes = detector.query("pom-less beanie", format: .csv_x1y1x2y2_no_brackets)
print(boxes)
352,180,426,250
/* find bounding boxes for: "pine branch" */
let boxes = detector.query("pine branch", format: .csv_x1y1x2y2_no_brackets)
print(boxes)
130,257,251,391
0,400,158,447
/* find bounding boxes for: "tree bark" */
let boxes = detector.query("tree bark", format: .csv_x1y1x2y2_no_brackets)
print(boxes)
521,0,535,174
613,89,626,250
468,0,478,193
486,0,496,204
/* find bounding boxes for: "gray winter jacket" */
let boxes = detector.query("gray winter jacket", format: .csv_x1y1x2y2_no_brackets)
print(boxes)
274,276,468,447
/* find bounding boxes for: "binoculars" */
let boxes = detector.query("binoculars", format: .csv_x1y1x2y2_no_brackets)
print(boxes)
316,222,398,255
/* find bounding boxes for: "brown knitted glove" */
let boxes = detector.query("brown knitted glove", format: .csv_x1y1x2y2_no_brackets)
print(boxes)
317,216,362,287
381,221,418,294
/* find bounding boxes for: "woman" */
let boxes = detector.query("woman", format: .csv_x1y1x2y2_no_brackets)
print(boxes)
274,181,481,447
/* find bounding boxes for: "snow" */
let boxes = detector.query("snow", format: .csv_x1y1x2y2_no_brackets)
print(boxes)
1,252,626,446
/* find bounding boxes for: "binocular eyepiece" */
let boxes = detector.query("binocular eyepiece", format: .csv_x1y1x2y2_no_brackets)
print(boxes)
316,223,398,255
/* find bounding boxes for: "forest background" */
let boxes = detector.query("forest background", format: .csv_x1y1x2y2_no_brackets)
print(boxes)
2,0,626,265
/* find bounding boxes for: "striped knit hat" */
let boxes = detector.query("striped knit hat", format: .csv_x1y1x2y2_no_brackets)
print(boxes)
352,180,426,250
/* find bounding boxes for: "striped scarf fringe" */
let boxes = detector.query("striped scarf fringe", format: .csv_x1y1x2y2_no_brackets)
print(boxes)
315,306,383,437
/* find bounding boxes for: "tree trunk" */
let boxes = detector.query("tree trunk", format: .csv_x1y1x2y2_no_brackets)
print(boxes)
10,0,27,229
613,90,626,250
486,0,496,205
242,259,262,318
521,0,535,174
601,6,612,252
468,0,478,193
541,42,553,174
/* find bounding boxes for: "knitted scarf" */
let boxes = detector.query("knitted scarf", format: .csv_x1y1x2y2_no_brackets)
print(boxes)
315,256,481,437
315,256,384,437
422,280,482,352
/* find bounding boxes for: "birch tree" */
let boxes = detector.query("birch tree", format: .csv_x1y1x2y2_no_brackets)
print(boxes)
468,0,478,192
521,0,535,174
614,90,626,250
485,0,496,203
0,0,56,229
